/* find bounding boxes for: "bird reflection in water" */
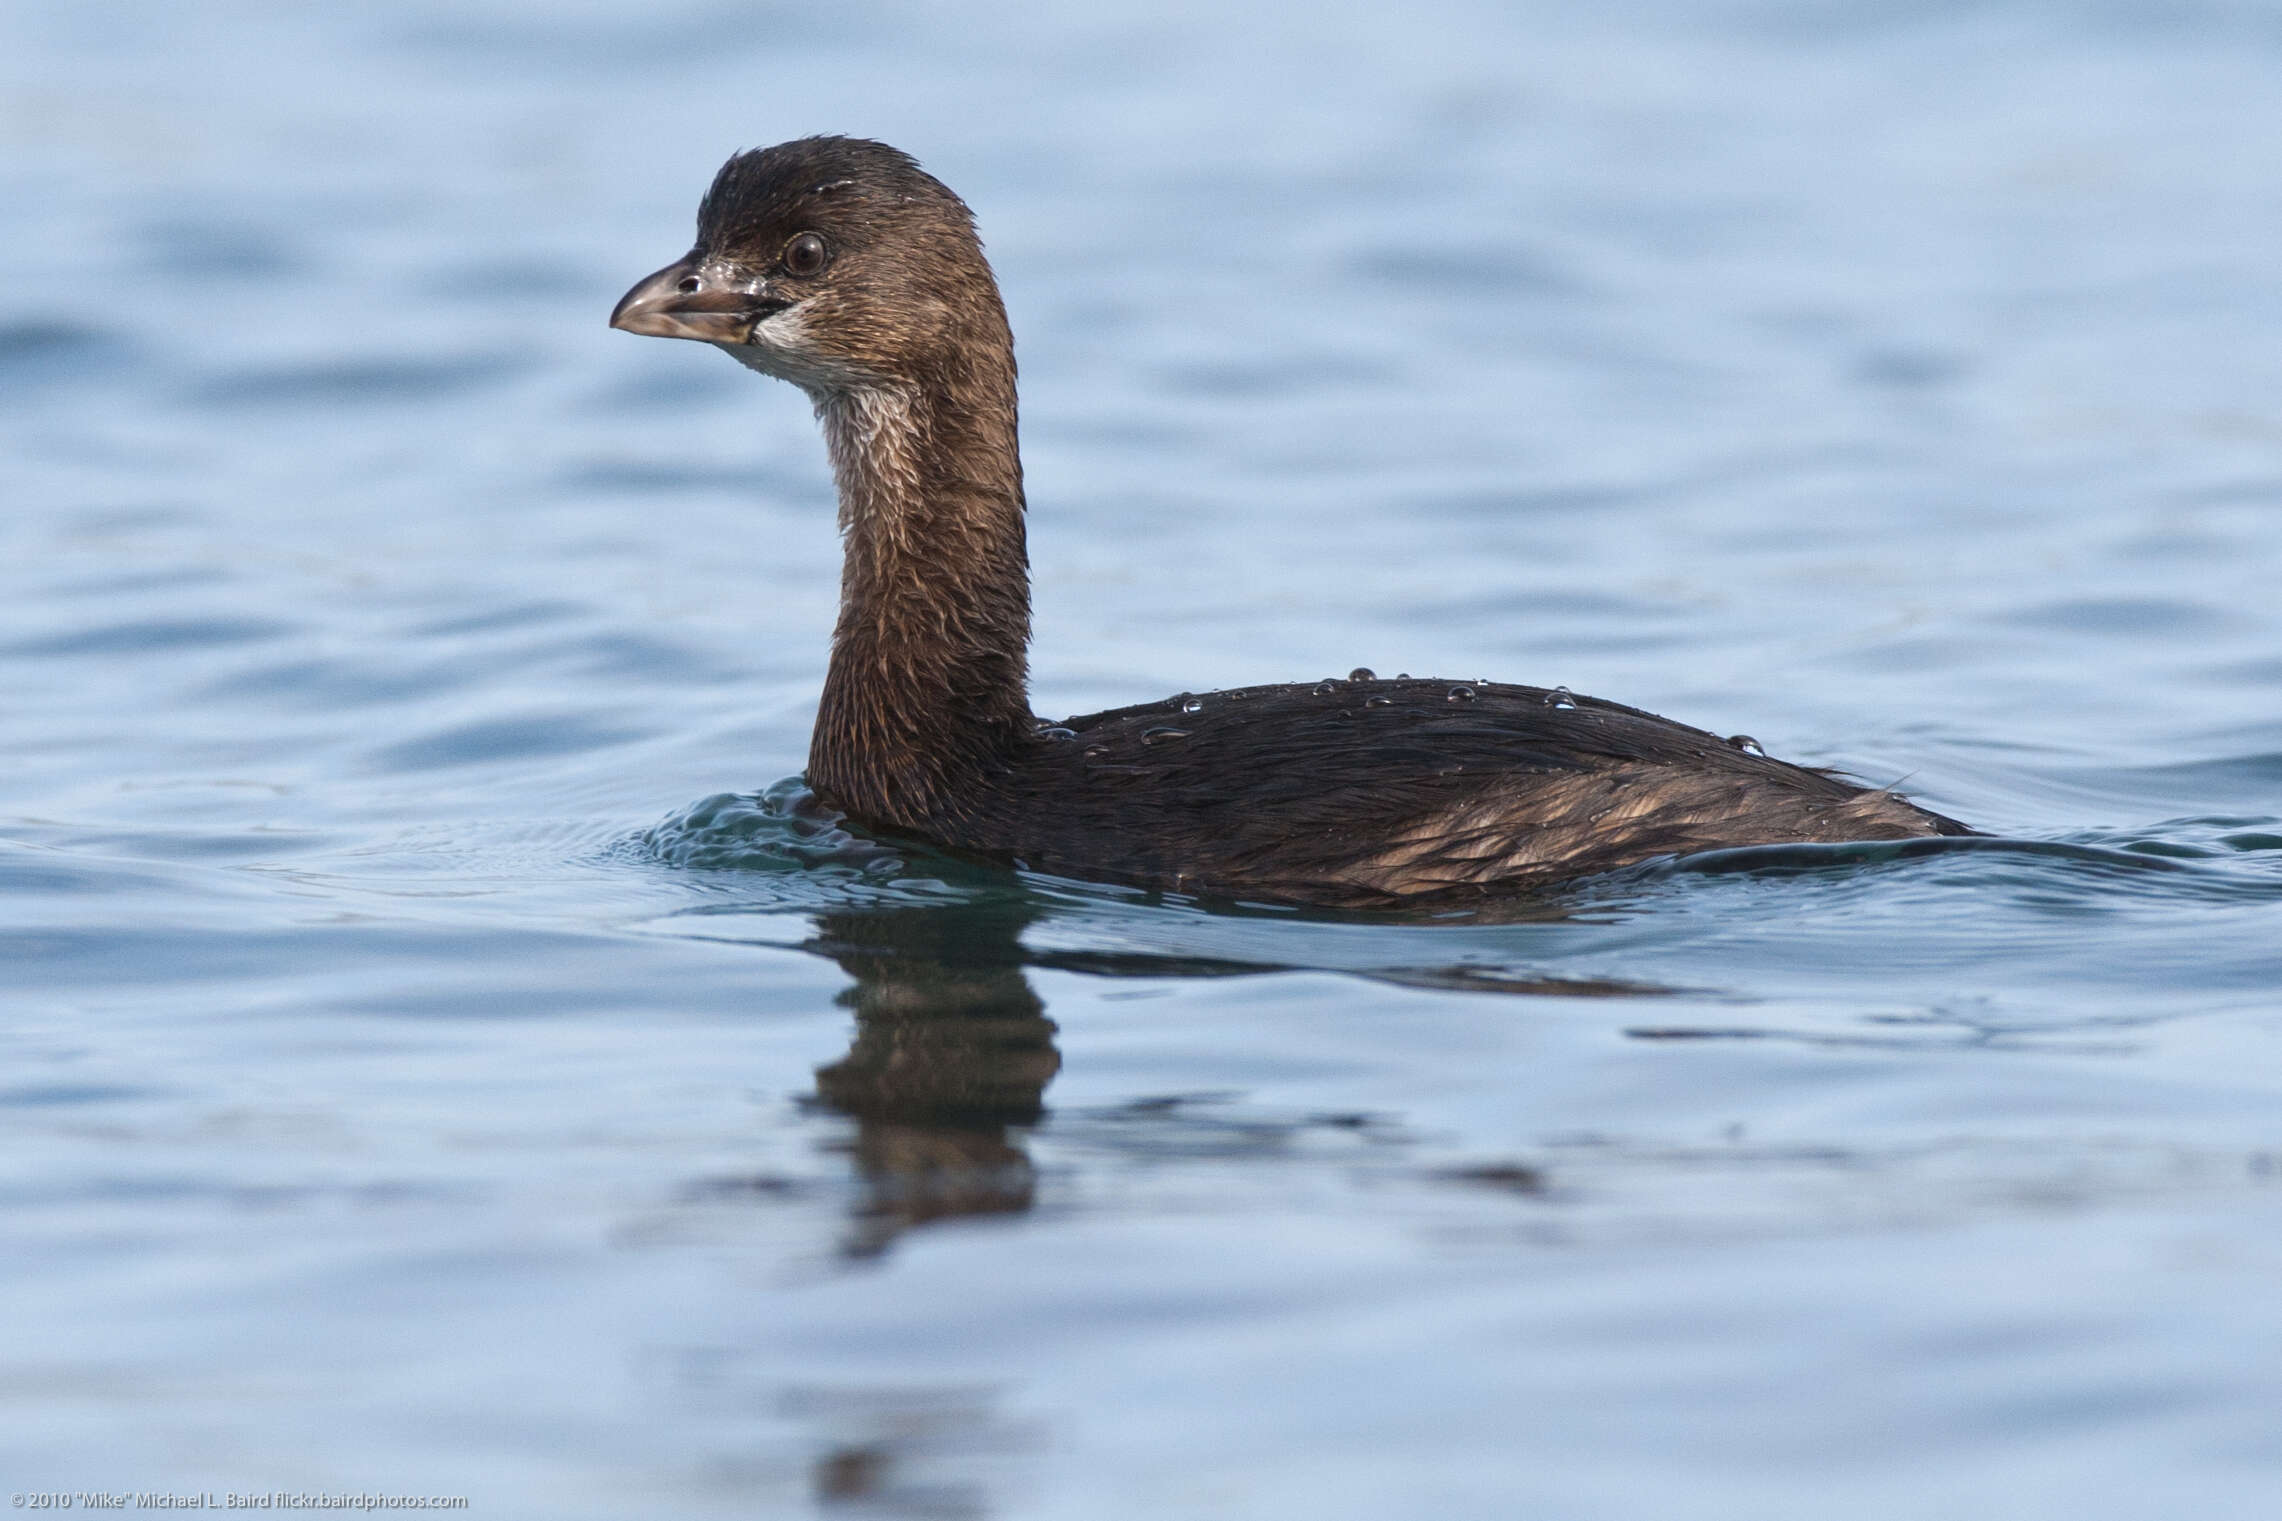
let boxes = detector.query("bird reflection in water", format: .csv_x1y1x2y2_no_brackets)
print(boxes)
803,901,1058,1260
741,891,1660,1511
786,878,1676,1260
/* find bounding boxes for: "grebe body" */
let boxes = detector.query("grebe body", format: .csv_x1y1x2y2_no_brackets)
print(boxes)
610,136,1970,906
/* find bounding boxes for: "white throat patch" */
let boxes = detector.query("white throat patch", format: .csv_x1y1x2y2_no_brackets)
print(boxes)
715,304,880,394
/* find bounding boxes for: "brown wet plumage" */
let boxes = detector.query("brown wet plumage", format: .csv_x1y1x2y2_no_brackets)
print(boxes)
611,135,1972,907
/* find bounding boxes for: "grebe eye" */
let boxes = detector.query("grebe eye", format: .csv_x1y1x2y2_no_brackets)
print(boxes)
676,275,700,294
784,232,829,276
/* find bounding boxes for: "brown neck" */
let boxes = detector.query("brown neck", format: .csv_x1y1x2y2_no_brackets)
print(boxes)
806,348,1034,829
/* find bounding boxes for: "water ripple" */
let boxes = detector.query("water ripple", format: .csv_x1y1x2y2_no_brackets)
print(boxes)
186,354,526,407
5,615,294,657
369,713,647,772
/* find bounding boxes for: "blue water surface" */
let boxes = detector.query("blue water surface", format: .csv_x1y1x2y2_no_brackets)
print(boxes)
6,2,2282,1516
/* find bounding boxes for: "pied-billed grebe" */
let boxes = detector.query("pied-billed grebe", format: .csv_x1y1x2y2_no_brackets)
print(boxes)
610,136,1971,905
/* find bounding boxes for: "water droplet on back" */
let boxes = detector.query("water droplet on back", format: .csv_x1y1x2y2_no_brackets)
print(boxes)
1545,685,1576,710
1314,680,1340,697
1727,734,1765,756
1365,695,1394,708
1447,685,1476,702
1180,697,1204,714
1035,724,1076,741
1348,667,1376,682
1141,726,1191,746
1083,744,1111,759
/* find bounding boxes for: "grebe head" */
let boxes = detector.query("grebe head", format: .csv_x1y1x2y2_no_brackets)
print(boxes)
608,135,1002,396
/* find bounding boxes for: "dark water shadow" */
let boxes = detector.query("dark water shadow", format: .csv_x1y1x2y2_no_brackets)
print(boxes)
1646,829,2282,905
